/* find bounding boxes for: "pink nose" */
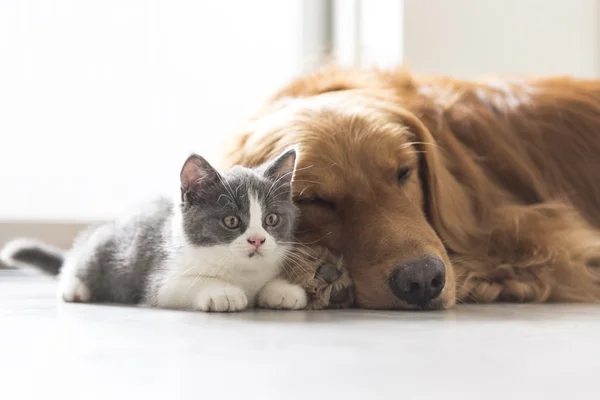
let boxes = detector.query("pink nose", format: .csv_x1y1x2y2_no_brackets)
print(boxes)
247,236,266,248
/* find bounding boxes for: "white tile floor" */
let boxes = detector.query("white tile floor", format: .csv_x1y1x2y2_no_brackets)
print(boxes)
2,268,600,400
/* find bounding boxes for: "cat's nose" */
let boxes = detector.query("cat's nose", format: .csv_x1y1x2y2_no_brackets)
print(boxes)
247,236,266,248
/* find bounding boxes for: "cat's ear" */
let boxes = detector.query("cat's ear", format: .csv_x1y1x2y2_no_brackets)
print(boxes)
263,147,298,184
180,154,219,199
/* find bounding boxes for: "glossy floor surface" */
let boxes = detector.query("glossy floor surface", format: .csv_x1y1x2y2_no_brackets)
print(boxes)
1,268,599,400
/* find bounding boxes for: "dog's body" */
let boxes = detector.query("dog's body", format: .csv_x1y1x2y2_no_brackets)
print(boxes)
223,67,600,310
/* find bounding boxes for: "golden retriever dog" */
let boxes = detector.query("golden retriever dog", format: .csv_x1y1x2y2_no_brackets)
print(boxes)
222,66,600,310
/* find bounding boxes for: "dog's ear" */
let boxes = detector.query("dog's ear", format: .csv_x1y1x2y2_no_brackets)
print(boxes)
390,107,484,253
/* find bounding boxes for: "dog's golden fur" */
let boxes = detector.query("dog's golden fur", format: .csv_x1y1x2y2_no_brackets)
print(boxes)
223,66,600,310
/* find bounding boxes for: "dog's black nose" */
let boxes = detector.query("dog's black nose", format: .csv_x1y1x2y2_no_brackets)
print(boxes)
389,256,445,306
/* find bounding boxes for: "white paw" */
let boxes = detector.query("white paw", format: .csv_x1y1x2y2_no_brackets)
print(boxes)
58,277,91,303
258,279,308,310
195,285,248,312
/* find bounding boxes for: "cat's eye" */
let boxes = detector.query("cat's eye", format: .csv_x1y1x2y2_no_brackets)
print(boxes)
223,215,240,229
397,167,412,184
264,213,279,226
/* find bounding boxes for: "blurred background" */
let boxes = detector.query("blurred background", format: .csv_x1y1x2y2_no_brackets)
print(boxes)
1,0,599,246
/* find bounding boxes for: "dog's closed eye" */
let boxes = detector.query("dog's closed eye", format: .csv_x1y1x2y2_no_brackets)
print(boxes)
397,167,412,184
295,196,336,211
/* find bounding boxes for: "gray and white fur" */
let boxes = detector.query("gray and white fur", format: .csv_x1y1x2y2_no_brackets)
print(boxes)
1,148,307,312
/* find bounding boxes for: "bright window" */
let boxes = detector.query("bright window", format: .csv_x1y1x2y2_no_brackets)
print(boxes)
0,1,304,220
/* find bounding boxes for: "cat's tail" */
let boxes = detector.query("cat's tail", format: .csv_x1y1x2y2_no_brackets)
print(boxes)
0,238,65,276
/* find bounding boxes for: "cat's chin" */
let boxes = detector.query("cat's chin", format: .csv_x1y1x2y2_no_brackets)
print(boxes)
248,250,261,258
246,249,278,259
231,250,279,269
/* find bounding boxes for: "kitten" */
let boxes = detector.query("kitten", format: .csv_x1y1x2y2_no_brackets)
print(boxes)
1,148,307,312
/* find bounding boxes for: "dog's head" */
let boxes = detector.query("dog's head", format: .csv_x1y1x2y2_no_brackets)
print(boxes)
228,89,466,309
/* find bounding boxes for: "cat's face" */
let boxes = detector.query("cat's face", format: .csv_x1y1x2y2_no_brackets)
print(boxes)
179,149,297,268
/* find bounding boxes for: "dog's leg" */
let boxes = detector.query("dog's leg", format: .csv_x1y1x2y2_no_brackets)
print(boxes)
282,244,355,310
453,203,600,303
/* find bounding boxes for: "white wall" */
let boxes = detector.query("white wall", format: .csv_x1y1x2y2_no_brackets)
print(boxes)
331,0,405,68
404,0,600,78
0,0,303,221
6,0,598,223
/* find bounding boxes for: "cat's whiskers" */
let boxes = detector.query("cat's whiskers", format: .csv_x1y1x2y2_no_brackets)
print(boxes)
212,254,234,278
216,172,236,205
280,255,311,281
290,179,322,185
279,262,295,283
183,272,203,297
279,232,332,247
164,247,232,285
264,163,315,200
277,248,313,278
278,257,294,282
296,186,311,199
274,248,298,280
205,250,234,276
292,164,314,174
276,235,340,279
280,251,320,275
217,193,235,208
277,241,320,257
265,170,294,200
234,181,245,197
269,174,318,201
269,182,292,199
282,248,315,267
182,250,236,295
162,261,199,284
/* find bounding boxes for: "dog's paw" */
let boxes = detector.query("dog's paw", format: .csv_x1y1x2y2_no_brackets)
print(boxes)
287,246,355,310
58,277,91,303
258,279,308,310
195,284,248,312
308,259,354,310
